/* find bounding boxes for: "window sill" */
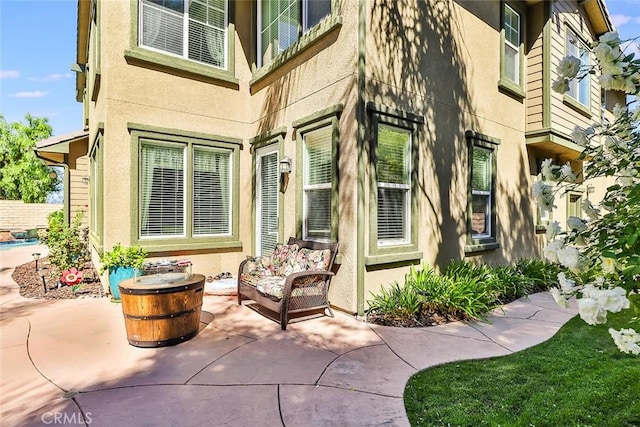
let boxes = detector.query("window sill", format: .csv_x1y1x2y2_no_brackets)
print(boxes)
136,239,243,254
250,14,342,87
464,241,500,254
365,250,423,266
91,73,101,102
563,95,592,118
124,47,239,88
498,78,526,100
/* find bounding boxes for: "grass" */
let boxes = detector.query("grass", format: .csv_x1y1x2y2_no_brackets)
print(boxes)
404,307,640,426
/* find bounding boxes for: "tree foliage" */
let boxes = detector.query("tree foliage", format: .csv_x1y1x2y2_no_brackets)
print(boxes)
0,113,57,202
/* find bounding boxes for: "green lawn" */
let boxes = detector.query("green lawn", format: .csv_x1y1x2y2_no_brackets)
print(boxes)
404,309,640,426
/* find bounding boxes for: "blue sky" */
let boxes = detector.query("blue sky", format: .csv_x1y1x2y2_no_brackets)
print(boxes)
0,0,639,138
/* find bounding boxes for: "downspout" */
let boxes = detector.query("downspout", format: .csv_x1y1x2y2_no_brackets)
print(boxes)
542,1,552,129
356,0,366,318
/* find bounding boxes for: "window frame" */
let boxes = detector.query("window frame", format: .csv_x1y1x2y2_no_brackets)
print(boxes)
498,0,526,99
366,103,423,266
465,131,500,254
293,104,343,243
126,0,238,87
129,123,242,252
89,126,104,253
564,28,591,109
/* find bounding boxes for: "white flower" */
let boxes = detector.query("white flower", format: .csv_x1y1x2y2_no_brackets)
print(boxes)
613,103,628,118
567,216,587,232
543,239,564,263
598,287,630,313
556,56,581,79
541,158,556,181
582,199,600,221
546,221,561,241
582,283,603,299
557,272,576,294
609,328,640,355
551,287,569,308
599,31,621,46
532,181,555,210
571,126,594,146
560,162,577,181
601,257,618,274
552,77,570,94
593,41,615,62
556,245,582,271
578,297,608,325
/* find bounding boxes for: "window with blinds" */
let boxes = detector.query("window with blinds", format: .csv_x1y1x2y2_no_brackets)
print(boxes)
566,30,590,106
471,146,492,237
139,140,234,240
140,143,186,237
503,4,520,84
259,151,279,255
193,146,231,236
376,124,411,245
303,126,332,240
258,0,331,67
140,0,227,69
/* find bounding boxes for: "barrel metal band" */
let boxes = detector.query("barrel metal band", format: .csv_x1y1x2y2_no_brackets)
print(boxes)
122,305,201,320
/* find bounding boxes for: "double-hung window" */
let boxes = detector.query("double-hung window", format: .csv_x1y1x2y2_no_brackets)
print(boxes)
376,125,412,246
139,0,228,69
258,0,331,67
503,4,521,85
566,30,590,107
303,126,333,241
466,131,500,252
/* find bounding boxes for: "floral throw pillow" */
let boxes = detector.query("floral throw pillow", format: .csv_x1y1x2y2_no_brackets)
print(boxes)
270,243,300,276
291,248,331,272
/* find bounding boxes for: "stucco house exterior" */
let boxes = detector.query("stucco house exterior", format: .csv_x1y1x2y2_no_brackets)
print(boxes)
73,0,619,316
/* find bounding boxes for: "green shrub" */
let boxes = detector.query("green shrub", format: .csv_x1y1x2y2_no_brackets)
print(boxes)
99,243,147,274
516,258,561,293
38,210,89,275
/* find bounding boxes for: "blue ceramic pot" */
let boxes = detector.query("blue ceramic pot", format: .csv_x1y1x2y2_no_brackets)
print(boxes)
109,267,142,300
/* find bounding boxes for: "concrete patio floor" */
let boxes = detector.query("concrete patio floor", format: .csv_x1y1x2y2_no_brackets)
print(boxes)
0,245,579,427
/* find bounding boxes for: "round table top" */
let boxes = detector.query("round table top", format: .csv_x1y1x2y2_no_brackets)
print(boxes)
119,273,205,292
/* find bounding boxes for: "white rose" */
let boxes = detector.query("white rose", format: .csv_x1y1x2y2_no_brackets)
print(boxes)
552,77,570,94
557,272,576,294
556,56,581,79
545,221,561,241
543,240,563,263
601,257,617,274
567,216,587,232
560,163,577,181
578,298,608,325
541,158,556,181
556,245,582,271
551,287,569,308
582,199,600,221
598,287,630,313
599,31,621,46
609,328,640,355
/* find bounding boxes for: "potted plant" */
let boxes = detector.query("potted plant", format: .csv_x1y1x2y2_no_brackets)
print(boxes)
100,243,147,301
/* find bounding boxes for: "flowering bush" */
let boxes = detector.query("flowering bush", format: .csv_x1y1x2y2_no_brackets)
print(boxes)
542,31,639,355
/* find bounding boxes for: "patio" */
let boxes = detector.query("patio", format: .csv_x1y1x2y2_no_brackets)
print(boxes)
0,245,578,426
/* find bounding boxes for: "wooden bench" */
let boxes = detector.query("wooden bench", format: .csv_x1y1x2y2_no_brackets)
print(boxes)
237,237,339,330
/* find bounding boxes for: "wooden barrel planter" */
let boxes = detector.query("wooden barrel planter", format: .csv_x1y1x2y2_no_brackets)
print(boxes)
119,274,205,348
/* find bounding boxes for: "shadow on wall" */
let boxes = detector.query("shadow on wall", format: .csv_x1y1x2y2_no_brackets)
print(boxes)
370,0,539,268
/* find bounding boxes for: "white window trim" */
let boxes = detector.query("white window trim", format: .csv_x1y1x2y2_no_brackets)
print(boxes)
504,3,520,84
566,29,590,107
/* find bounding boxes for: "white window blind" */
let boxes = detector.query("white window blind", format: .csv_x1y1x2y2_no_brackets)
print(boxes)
471,146,492,237
193,146,231,236
303,126,332,240
140,0,227,69
140,143,186,237
377,124,411,245
503,4,520,84
260,151,279,255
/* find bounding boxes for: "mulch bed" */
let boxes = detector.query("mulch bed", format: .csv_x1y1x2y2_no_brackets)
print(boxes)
12,257,105,300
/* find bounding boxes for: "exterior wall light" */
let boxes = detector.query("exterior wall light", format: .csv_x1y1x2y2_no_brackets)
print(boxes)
279,157,292,175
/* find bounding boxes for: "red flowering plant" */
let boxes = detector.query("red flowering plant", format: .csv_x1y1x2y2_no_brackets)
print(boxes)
60,267,84,292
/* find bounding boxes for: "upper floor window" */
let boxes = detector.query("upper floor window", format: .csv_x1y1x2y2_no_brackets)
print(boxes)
258,0,331,67
566,30,590,107
139,0,228,69
503,4,521,84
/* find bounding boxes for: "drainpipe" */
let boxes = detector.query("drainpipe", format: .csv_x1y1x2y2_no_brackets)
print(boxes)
356,0,366,318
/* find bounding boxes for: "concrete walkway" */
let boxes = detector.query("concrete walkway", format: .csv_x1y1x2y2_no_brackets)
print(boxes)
0,246,578,427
